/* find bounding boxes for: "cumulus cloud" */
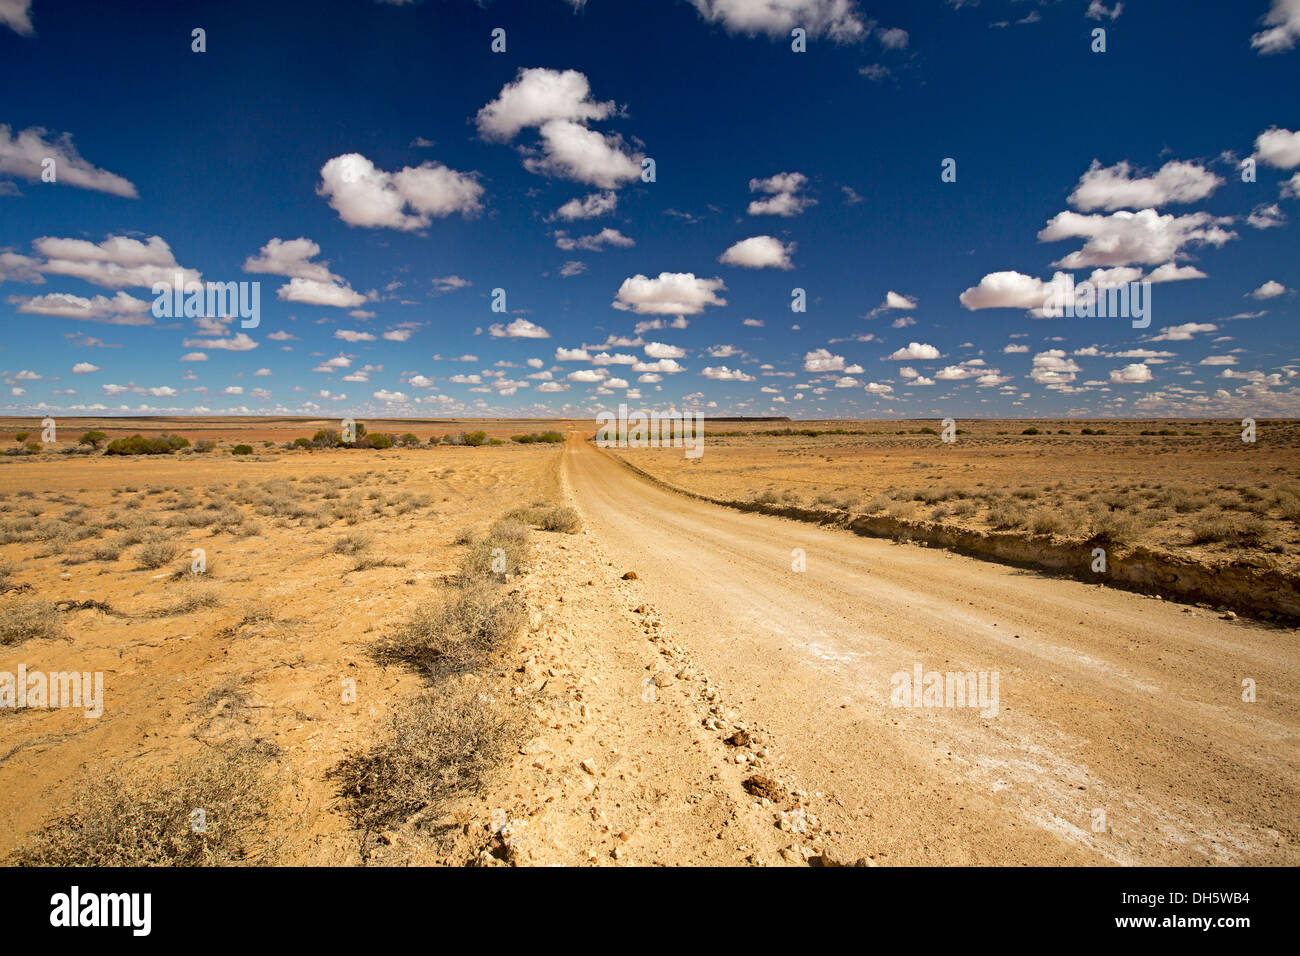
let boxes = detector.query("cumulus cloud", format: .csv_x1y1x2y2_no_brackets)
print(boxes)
1067,159,1221,211
701,366,755,382
71,362,100,374
803,348,846,372
554,227,635,251
555,190,618,220
1250,279,1287,299
0,125,137,197
687,0,870,42
182,332,259,351
243,237,337,281
613,272,726,315
1030,350,1082,385
277,276,367,308
318,153,483,231
489,317,551,338
747,171,816,216
645,342,686,359
1147,322,1217,342
14,290,152,324
1085,1,1123,19
719,235,794,269
1038,208,1236,268
886,342,940,360
1247,203,1286,229
863,382,894,395
1254,127,1300,168
31,235,200,289
0,0,34,35
1251,0,1300,54
1109,363,1153,383
959,271,1068,311
477,69,642,189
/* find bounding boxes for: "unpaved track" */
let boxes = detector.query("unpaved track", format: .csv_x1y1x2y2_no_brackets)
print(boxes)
564,436,1299,865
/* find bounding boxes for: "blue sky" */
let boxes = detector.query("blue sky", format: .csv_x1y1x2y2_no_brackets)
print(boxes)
1,0,1297,420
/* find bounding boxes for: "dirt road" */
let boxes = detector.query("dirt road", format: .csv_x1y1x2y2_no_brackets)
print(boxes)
564,436,1299,865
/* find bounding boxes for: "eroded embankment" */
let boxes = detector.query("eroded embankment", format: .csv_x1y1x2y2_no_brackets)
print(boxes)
604,448,1300,626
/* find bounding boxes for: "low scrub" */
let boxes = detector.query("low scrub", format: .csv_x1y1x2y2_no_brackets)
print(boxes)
105,434,191,456
376,580,526,680
331,685,526,852
0,598,61,645
8,744,279,866
504,501,582,533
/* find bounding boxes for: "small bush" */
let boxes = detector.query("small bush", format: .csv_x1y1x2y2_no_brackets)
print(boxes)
231,445,254,456
105,434,190,456
14,432,30,443
8,744,278,866
376,580,526,679
78,430,108,449
331,531,373,555
369,434,394,450
461,431,487,447
1021,427,1041,436
137,539,180,569
0,598,61,645
194,439,217,453
331,685,525,852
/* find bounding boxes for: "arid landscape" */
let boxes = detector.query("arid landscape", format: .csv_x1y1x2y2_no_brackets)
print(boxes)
1,417,1295,866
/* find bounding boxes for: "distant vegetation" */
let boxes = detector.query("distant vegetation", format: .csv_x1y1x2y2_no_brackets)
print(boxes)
511,431,564,444
104,434,191,456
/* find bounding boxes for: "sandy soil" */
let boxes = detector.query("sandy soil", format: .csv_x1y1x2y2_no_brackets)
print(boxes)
566,435,1298,865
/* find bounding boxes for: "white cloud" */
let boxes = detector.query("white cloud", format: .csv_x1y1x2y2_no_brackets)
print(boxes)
243,237,338,282
1147,322,1217,342
560,260,587,277
803,348,845,372
183,332,259,351
632,358,685,374
180,352,208,362
613,272,727,315
1085,1,1123,19
1251,0,1300,54
524,120,643,188
14,290,152,324
1255,127,1300,168
277,276,366,308
568,368,608,383
1003,343,1029,353
318,153,482,230
1109,363,1153,383
687,0,870,42
554,227,635,251
489,317,551,338
719,235,794,269
71,362,99,374
1147,262,1207,282
1200,355,1237,366
32,234,200,289
476,67,615,141
0,125,137,196
864,382,894,395
747,171,816,216
645,342,686,359
1250,280,1287,299
0,0,34,35
334,329,376,342
702,366,755,382
1030,350,1082,384
556,347,591,361
1067,159,1220,211
886,342,940,360
959,270,1068,311
432,275,471,293
1039,208,1236,268
555,190,618,220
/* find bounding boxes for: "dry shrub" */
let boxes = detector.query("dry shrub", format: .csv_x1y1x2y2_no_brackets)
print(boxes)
331,685,527,847
1029,510,1071,536
150,578,220,617
987,502,1027,530
330,531,373,555
7,744,279,866
136,538,180,570
1089,509,1145,546
0,598,61,645
1189,515,1274,548
504,501,582,534
458,520,531,581
376,581,525,680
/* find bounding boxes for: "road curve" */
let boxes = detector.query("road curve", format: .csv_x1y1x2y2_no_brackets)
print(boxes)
563,436,1298,865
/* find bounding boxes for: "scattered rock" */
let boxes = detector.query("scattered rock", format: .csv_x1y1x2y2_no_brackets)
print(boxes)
621,571,638,580
725,730,751,747
580,758,598,775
